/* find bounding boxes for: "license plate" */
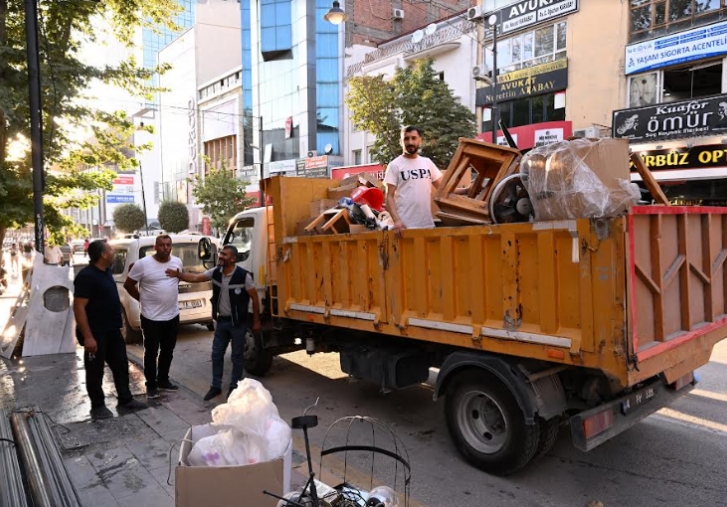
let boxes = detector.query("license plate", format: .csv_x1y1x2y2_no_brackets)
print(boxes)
179,299,203,310
620,385,657,415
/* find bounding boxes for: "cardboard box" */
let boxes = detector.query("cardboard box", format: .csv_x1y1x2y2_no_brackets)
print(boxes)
176,425,292,507
309,199,337,218
327,183,358,201
525,138,634,221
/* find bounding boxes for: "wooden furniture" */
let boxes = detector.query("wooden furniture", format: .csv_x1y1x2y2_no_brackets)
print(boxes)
304,208,351,234
434,138,521,224
630,153,670,206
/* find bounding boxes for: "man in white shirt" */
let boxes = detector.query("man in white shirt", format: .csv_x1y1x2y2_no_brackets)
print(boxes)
123,235,184,399
44,242,63,265
384,126,443,234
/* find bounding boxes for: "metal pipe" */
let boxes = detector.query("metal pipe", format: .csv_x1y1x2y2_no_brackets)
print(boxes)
0,410,28,507
490,14,498,146
32,412,81,506
10,412,56,507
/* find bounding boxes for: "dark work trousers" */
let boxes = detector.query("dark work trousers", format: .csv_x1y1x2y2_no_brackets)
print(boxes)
140,315,180,389
211,318,247,390
79,330,133,409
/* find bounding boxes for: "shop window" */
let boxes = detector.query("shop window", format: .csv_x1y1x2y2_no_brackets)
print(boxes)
663,61,722,101
629,71,660,107
629,0,725,42
482,92,566,133
486,21,567,75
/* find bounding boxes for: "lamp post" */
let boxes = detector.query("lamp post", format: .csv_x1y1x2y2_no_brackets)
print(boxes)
324,1,347,24
486,13,499,146
24,0,45,254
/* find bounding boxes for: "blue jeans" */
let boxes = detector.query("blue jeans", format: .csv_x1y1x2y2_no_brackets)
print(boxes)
211,319,246,390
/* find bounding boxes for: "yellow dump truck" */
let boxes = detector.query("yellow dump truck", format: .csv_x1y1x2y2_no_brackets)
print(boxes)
206,176,727,475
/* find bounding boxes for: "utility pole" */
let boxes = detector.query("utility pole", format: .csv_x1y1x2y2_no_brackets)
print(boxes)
139,161,150,233
258,116,264,207
488,13,499,146
24,0,45,253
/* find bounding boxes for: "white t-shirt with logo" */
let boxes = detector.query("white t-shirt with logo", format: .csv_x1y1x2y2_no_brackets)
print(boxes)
128,255,184,321
383,154,443,229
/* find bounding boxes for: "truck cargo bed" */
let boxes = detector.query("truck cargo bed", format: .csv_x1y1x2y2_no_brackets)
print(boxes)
268,177,727,388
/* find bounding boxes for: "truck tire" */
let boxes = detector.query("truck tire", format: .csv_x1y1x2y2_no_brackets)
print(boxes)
444,370,540,475
121,310,143,344
243,328,273,376
535,417,561,459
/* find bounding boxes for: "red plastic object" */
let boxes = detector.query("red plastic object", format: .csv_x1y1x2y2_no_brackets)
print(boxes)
351,186,385,212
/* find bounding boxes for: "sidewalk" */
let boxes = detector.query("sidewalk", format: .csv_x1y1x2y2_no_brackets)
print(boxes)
0,271,212,507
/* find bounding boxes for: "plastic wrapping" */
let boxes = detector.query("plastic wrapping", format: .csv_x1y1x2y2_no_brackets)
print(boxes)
521,138,640,221
189,379,292,466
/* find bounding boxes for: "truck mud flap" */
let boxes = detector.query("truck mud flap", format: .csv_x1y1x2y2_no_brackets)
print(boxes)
570,372,696,452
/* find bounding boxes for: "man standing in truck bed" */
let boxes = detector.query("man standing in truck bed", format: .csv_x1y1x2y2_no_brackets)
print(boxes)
384,125,443,234
166,244,261,401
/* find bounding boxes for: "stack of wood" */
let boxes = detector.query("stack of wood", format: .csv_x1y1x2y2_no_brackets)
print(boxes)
434,138,521,226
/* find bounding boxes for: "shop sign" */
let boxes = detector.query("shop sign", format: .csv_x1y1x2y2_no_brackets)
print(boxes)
496,0,578,35
476,120,572,150
106,194,134,204
112,175,134,185
268,159,297,174
613,94,727,143
630,144,727,172
188,97,198,175
476,59,568,106
625,20,727,75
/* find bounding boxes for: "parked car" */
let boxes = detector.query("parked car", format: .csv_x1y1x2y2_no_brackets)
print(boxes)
70,240,85,253
109,234,220,343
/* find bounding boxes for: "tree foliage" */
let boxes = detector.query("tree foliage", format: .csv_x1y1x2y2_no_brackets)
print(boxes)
346,58,476,169
158,201,189,233
0,0,180,245
113,203,146,233
191,168,254,232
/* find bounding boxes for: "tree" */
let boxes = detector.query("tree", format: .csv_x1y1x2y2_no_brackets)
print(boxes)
158,201,189,233
191,168,254,233
113,203,146,233
346,58,476,169
0,0,181,246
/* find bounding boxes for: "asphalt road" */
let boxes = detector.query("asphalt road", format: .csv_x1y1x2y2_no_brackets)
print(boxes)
127,324,727,507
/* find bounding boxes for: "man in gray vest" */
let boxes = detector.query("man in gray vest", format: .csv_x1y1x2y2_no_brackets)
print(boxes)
167,244,261,400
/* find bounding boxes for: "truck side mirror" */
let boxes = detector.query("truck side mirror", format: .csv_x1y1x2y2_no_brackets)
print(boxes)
198,237,212,260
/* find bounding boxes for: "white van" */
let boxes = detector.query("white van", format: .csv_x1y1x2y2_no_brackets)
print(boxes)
110,234,220,342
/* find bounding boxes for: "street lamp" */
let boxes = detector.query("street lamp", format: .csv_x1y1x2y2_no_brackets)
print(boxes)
486,13,499,146
324,1,347,24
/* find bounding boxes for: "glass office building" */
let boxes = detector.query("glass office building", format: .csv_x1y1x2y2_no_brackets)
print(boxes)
241,0,341,168
142,0,196,89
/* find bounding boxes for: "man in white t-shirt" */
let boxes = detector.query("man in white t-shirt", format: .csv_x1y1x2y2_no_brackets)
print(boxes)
384,126,443,233
44,242,63,265
123,235,184,399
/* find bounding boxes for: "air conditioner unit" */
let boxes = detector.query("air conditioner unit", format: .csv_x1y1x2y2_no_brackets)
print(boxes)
393,8,404,20
307,150,318,158
467,6,484,21
472,65,492,81
573,127,601,139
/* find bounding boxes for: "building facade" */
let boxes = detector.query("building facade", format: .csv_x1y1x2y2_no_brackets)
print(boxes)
615,1,727,204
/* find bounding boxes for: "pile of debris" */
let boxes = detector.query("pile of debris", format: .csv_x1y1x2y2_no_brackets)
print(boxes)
298,136,668,235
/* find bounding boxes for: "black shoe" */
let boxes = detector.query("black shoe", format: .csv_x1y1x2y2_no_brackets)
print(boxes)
90,406,113,420
117,399,149,412
158,382,179,392
147,388,160,399
203,387,222,401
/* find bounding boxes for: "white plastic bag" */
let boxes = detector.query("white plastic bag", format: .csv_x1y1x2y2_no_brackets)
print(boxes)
212,379,280,439
187,428,249,466
264,415,293,460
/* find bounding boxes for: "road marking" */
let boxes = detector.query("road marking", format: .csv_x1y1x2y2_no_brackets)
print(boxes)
655,408,727,436
689,389,727,404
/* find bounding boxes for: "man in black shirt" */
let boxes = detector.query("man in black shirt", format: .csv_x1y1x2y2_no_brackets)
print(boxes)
73,240,148,420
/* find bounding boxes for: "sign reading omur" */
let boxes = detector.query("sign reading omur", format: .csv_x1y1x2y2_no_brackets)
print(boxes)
613,94,727,143
476,59,568,106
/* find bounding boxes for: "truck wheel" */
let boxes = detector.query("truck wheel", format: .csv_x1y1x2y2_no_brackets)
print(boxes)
535,417,561,459
445,370,540,475
243,328,273,376
121,310,143,344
